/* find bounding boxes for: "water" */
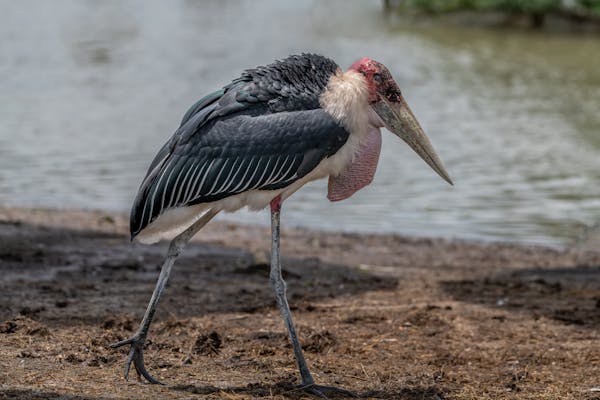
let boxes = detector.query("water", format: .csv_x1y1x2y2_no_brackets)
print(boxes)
1,0,600,246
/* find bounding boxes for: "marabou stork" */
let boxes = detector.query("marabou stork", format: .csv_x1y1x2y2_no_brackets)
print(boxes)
111,54,452,396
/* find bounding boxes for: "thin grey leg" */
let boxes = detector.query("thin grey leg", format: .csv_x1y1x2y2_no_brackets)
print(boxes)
269,198,357,398
269,200,314,385
111,209,218,384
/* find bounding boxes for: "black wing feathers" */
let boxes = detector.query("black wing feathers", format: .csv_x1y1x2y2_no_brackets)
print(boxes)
130,54,347,238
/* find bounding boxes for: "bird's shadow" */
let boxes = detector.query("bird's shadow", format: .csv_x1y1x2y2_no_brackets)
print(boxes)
172,381,445,399
0,388,115,400
440,264,600,329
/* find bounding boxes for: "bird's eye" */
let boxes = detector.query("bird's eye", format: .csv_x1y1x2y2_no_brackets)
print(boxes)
373,73,382,83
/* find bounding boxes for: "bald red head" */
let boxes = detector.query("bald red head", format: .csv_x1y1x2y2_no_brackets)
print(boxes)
349,57,402,104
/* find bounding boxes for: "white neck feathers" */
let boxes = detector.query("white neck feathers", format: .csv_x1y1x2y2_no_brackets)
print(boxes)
315,69,380,178
319,69,371,135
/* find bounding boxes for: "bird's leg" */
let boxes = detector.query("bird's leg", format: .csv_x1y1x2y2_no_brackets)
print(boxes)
110,209,218,384
269,197,313,383
269,197,356,398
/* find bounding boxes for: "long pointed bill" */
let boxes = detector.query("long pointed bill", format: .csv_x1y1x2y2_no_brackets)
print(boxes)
373,96,453,185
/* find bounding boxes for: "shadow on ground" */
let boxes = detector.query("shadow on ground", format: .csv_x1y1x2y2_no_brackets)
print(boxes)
172,381,446,399
441,265,600,329
0,384,446,400
0,389,115,400
0,221,397,327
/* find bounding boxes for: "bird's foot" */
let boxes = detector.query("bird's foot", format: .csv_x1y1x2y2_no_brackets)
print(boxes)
299,382,358,398
110,334,163,385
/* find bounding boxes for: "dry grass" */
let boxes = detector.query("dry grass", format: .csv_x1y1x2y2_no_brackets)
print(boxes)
1,206,600,399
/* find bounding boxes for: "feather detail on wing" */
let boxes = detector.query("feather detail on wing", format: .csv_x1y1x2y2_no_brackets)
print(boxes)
129,54,345,239
130,109,348,238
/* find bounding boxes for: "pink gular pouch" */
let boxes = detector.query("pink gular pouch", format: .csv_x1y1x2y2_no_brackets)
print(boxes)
327,128,382,202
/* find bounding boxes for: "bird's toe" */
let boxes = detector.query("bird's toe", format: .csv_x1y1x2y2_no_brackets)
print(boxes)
110,334,163,385
300,383,359,398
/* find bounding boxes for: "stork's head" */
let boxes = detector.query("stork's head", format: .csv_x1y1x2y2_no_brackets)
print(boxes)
350,58,453,185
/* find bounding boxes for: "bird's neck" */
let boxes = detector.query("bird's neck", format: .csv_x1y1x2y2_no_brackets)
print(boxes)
317,69,383,180
319,69,372,136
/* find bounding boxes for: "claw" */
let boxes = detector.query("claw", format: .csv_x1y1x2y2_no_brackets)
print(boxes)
110,335,163,385
299,382,358,398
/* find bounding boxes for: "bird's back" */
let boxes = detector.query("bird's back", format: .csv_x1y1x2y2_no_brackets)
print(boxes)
130,54,349,240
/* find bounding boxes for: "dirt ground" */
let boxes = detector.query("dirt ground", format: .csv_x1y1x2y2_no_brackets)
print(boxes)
1,206,600,399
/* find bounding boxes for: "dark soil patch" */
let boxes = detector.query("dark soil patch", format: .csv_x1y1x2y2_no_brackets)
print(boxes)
1,207,600,399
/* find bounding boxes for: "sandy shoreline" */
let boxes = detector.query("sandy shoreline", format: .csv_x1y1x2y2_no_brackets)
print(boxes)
1,206,600,399
1,204,596,261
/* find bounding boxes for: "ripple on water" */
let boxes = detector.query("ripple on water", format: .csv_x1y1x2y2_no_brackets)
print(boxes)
1,0,599,246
